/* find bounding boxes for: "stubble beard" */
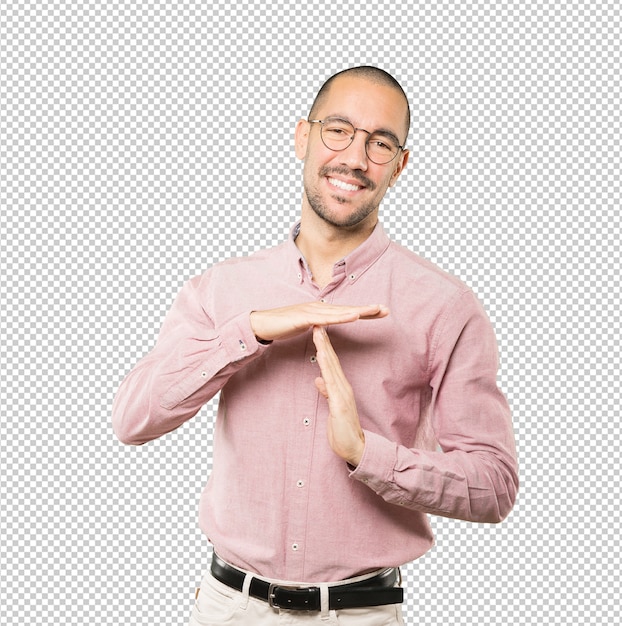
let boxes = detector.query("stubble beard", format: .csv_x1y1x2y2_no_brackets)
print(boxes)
304,167,380,229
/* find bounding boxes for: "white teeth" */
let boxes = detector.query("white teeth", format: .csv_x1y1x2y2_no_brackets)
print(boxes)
328,177,361,192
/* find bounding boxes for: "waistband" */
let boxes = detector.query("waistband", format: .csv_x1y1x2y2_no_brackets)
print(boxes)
210,553,404,611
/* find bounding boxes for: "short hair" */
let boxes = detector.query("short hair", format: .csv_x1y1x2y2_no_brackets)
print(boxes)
308,66,411,141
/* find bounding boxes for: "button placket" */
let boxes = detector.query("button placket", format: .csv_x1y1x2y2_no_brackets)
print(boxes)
284,330,320,575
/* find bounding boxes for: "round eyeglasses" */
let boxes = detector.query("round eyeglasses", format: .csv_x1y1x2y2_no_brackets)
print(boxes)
308,118,405,165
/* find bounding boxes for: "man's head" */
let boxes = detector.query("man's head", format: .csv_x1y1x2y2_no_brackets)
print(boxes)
295,66,410,231
308,67,411,140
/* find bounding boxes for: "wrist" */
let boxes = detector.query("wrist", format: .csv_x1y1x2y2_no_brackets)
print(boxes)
249,311,271,343
346,434,365,467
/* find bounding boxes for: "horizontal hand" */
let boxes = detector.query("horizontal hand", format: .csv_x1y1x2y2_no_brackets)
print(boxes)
250,302,388,343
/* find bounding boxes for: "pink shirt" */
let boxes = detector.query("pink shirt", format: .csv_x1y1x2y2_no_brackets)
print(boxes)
112,222,518,582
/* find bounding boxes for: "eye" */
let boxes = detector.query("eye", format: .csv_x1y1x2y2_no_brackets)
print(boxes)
369,139,395,153
324,125,351,137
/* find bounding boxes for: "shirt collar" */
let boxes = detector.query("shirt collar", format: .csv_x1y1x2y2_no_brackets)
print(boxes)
286,220,391,285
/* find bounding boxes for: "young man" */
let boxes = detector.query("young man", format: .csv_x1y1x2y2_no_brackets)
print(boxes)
112,66,518,625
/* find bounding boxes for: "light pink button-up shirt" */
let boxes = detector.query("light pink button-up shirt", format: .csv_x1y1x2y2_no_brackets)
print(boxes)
112,222,518,582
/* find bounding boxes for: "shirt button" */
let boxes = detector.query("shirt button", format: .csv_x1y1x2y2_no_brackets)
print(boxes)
319,298,326,303
349,273,356,280
310,355,317,363
239,340,247,351
292,543,299,551
201,371,207,378
296,480,305,488
303,418,311,426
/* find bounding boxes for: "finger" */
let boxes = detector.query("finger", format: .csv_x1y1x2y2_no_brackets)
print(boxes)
313,327,345,388
314,376,328,398
311,304,389,326
312,326,332,377
358,304,390,320
312,325,332,360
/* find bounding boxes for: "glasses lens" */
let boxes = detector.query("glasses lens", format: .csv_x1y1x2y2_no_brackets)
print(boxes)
366,133,400,164
321,119,355,150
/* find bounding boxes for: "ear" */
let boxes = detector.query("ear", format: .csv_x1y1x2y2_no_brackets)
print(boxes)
388,149,409,187
295,119,310,160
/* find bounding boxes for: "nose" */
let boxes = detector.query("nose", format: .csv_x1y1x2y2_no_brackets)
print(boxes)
338,130,369,171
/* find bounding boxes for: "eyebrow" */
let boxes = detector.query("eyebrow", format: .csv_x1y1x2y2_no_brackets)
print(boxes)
325,115,403,146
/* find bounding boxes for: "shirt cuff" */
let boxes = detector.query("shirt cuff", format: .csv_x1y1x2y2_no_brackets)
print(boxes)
159,311,269,410
221,310,271,362
349,429,398,497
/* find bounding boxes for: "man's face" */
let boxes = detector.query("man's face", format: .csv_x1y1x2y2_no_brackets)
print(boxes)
296,76,409,230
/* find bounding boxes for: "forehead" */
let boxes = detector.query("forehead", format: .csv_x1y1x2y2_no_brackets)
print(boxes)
316,75,408,139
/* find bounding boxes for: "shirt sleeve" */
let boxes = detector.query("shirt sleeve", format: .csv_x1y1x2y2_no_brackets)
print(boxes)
350,289,519,523
111,273,269,445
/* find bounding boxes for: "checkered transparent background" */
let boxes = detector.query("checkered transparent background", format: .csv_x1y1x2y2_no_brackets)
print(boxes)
1,1,620,624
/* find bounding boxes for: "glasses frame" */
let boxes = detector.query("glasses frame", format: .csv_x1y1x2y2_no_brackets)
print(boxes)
308,118,406,165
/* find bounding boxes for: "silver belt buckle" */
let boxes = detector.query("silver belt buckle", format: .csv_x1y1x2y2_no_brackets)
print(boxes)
268,583,317,609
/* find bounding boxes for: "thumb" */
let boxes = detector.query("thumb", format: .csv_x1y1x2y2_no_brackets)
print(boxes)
315,376,328,399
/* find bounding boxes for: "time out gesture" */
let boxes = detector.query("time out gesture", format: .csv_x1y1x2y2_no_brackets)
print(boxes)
250,302,389,466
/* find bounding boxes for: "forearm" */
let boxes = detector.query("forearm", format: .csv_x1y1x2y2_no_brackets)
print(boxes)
112,338,244,445
112,276,267,445
351,430,518,523
352,295,518,522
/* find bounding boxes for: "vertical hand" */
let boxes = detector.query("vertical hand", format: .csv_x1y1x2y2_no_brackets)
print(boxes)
312,326,365,467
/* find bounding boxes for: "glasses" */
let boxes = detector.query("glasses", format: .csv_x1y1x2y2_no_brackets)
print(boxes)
308,118,405,165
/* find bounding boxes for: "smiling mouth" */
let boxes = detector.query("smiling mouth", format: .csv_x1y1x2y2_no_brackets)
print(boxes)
327,177,363,192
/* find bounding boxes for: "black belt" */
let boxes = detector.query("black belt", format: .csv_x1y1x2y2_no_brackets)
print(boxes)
210,553,403,611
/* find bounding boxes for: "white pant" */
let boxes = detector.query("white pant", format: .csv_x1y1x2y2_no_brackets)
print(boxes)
188,569,406,625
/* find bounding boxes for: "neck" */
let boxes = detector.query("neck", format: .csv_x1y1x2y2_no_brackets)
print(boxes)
296,202,377,287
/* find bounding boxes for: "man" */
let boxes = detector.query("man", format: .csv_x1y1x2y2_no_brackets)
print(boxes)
112,66,518,625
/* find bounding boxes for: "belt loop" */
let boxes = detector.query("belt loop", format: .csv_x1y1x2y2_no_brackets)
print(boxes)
239,573,252,610
320,584,330,620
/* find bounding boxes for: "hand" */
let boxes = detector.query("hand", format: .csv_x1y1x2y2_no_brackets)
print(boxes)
250,302,388,343
313,325,366,467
